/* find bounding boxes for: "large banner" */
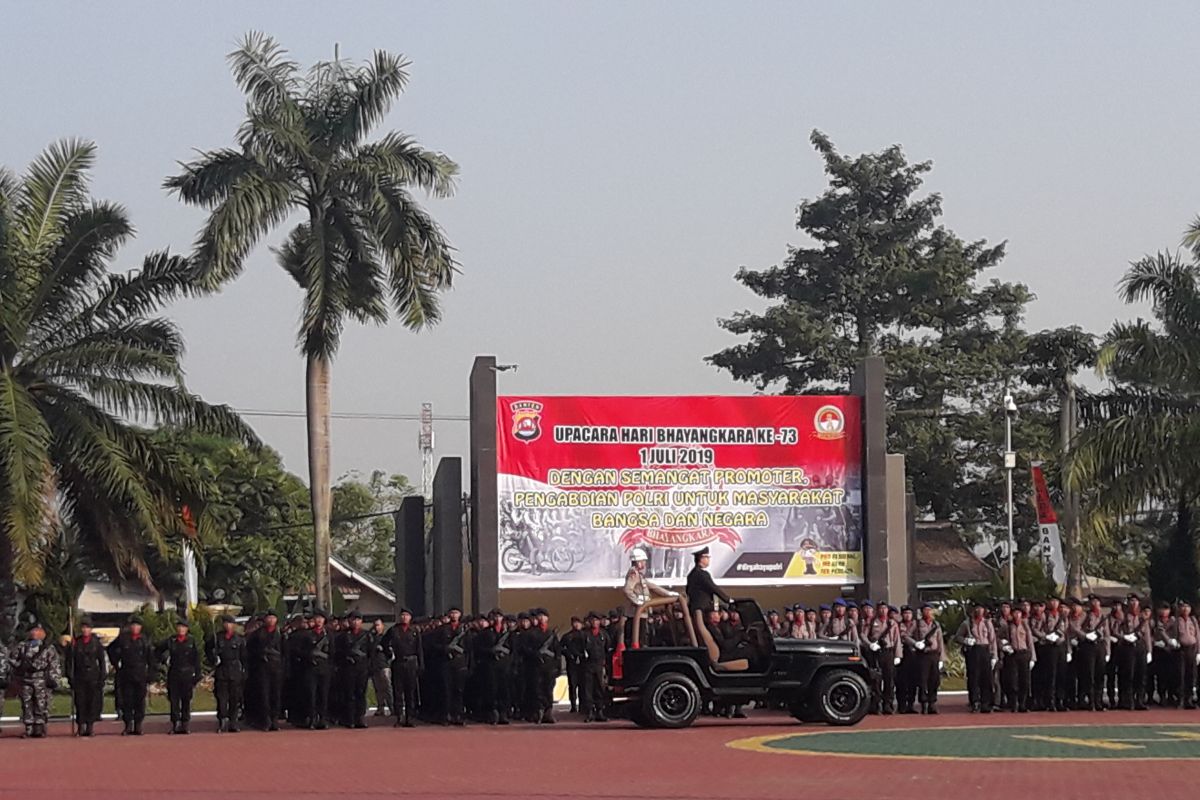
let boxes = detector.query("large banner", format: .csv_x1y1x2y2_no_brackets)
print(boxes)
497,395,863,588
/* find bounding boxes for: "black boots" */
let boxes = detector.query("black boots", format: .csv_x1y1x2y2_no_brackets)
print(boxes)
122,720,134,736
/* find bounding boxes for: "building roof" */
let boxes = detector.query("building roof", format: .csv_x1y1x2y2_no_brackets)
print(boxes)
287,555,396,604
914,521,994,588
77,580,157,614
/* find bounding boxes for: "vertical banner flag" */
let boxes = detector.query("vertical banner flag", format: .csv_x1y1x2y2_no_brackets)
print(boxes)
496,396,864,588
1029,461,1067,586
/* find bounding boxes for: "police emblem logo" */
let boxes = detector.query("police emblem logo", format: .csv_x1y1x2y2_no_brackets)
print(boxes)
813,405,845,440
509,400,544,443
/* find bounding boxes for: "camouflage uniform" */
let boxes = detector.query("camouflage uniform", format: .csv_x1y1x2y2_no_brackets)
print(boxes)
10,638,63,735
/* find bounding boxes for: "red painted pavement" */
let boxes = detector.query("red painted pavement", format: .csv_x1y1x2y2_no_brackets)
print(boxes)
2,701,1199,799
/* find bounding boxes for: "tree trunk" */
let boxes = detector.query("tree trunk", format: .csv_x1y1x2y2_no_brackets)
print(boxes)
0,533,16,640
307,355,334,610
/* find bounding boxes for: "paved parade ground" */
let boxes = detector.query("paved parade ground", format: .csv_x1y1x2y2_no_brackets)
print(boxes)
5,703,1200,799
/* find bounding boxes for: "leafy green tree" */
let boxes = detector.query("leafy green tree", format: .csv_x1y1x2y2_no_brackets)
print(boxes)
0,141,252,637
709,131,1033,541
1071,244,1200,603
151,431,312,611
166,33,458,609
332,470,414,577
1020,326,1097,593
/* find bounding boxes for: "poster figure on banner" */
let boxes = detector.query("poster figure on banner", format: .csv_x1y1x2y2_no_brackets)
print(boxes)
496,395,867,589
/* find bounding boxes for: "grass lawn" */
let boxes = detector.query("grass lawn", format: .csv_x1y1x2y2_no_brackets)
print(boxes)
2,687,219,720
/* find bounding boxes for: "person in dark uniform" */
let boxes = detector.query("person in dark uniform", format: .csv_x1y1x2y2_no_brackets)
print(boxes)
107,614,155,735
472,609,513,725
385,608,423,727
336,610,371,728
65,616,106,737
686,547,732,634
296,609,334,728
206,614,248,732
284,614,310,726
906,603,943,715
435,607,470,725
158,618,201,734
895,605,917,713
367,617,393,717
562,616,586,714
522,608,561,724
580,611,610,722
248,609,285,730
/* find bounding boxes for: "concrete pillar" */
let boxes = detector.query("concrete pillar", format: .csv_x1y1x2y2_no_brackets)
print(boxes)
431,457,464,613
884,454,913,606
851,357,889,601
469,356,499,615
393,496,426,616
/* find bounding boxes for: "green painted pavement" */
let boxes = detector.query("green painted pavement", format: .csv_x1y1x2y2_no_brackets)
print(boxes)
732,724,1200,760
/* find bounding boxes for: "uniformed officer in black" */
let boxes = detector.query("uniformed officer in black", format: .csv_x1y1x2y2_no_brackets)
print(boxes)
248,609,285,730
561,616,586,713
107,614,155,735
384,608,423,727
296,609,334,729
336,610,371,728
686,546,732,632
522,608,561,724
580,611,610,722
473,609,513,724
435,607,470,725
206,614,248,732
158,618,201,734
65,615,106,737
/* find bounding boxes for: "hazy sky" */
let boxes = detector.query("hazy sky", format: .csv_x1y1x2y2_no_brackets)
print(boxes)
4,3,1198,484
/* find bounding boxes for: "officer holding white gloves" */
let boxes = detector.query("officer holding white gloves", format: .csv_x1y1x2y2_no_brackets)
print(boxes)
955,601,998,713
863,603,902,715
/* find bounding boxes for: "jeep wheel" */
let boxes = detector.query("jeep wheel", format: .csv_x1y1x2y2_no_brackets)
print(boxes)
642,672,701,729
811,668,870,726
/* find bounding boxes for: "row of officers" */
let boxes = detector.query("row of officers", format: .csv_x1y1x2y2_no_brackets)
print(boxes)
761,593,1200,715
0,605,632,738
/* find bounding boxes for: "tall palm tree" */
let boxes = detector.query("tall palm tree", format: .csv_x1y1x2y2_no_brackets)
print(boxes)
165,34,458,608
0,140,253,634
1070,245,1200,599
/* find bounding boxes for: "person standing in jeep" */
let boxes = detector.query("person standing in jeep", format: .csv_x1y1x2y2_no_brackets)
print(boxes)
622,547,674,646
686,546,731,632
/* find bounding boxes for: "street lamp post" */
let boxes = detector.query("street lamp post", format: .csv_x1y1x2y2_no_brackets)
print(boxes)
1004,394,1017,600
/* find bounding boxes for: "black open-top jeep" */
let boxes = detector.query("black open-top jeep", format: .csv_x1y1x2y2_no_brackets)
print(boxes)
609,595,872,729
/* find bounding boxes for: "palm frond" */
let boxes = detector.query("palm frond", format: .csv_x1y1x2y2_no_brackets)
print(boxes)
331,50,410,147
228,32,299,111
0,371,54,583
188,171,294,287
345,131,458,198
13,139,96,256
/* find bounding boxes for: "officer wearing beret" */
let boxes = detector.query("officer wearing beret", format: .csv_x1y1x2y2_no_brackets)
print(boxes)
384,608,423,727
108,614,155,735
206,614,248,732
248,609,285,730
336,610,371,728
158,618,201,734
65,615,106,737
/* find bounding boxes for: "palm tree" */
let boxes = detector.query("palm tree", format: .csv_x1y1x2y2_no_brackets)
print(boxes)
0,140,253,634
165,34,458,608
1070,245,1200,600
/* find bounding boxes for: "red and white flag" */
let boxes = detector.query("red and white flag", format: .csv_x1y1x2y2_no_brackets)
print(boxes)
1029,462,1066,586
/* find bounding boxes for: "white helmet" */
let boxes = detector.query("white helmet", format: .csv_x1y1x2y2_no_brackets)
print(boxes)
630,547,649,563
